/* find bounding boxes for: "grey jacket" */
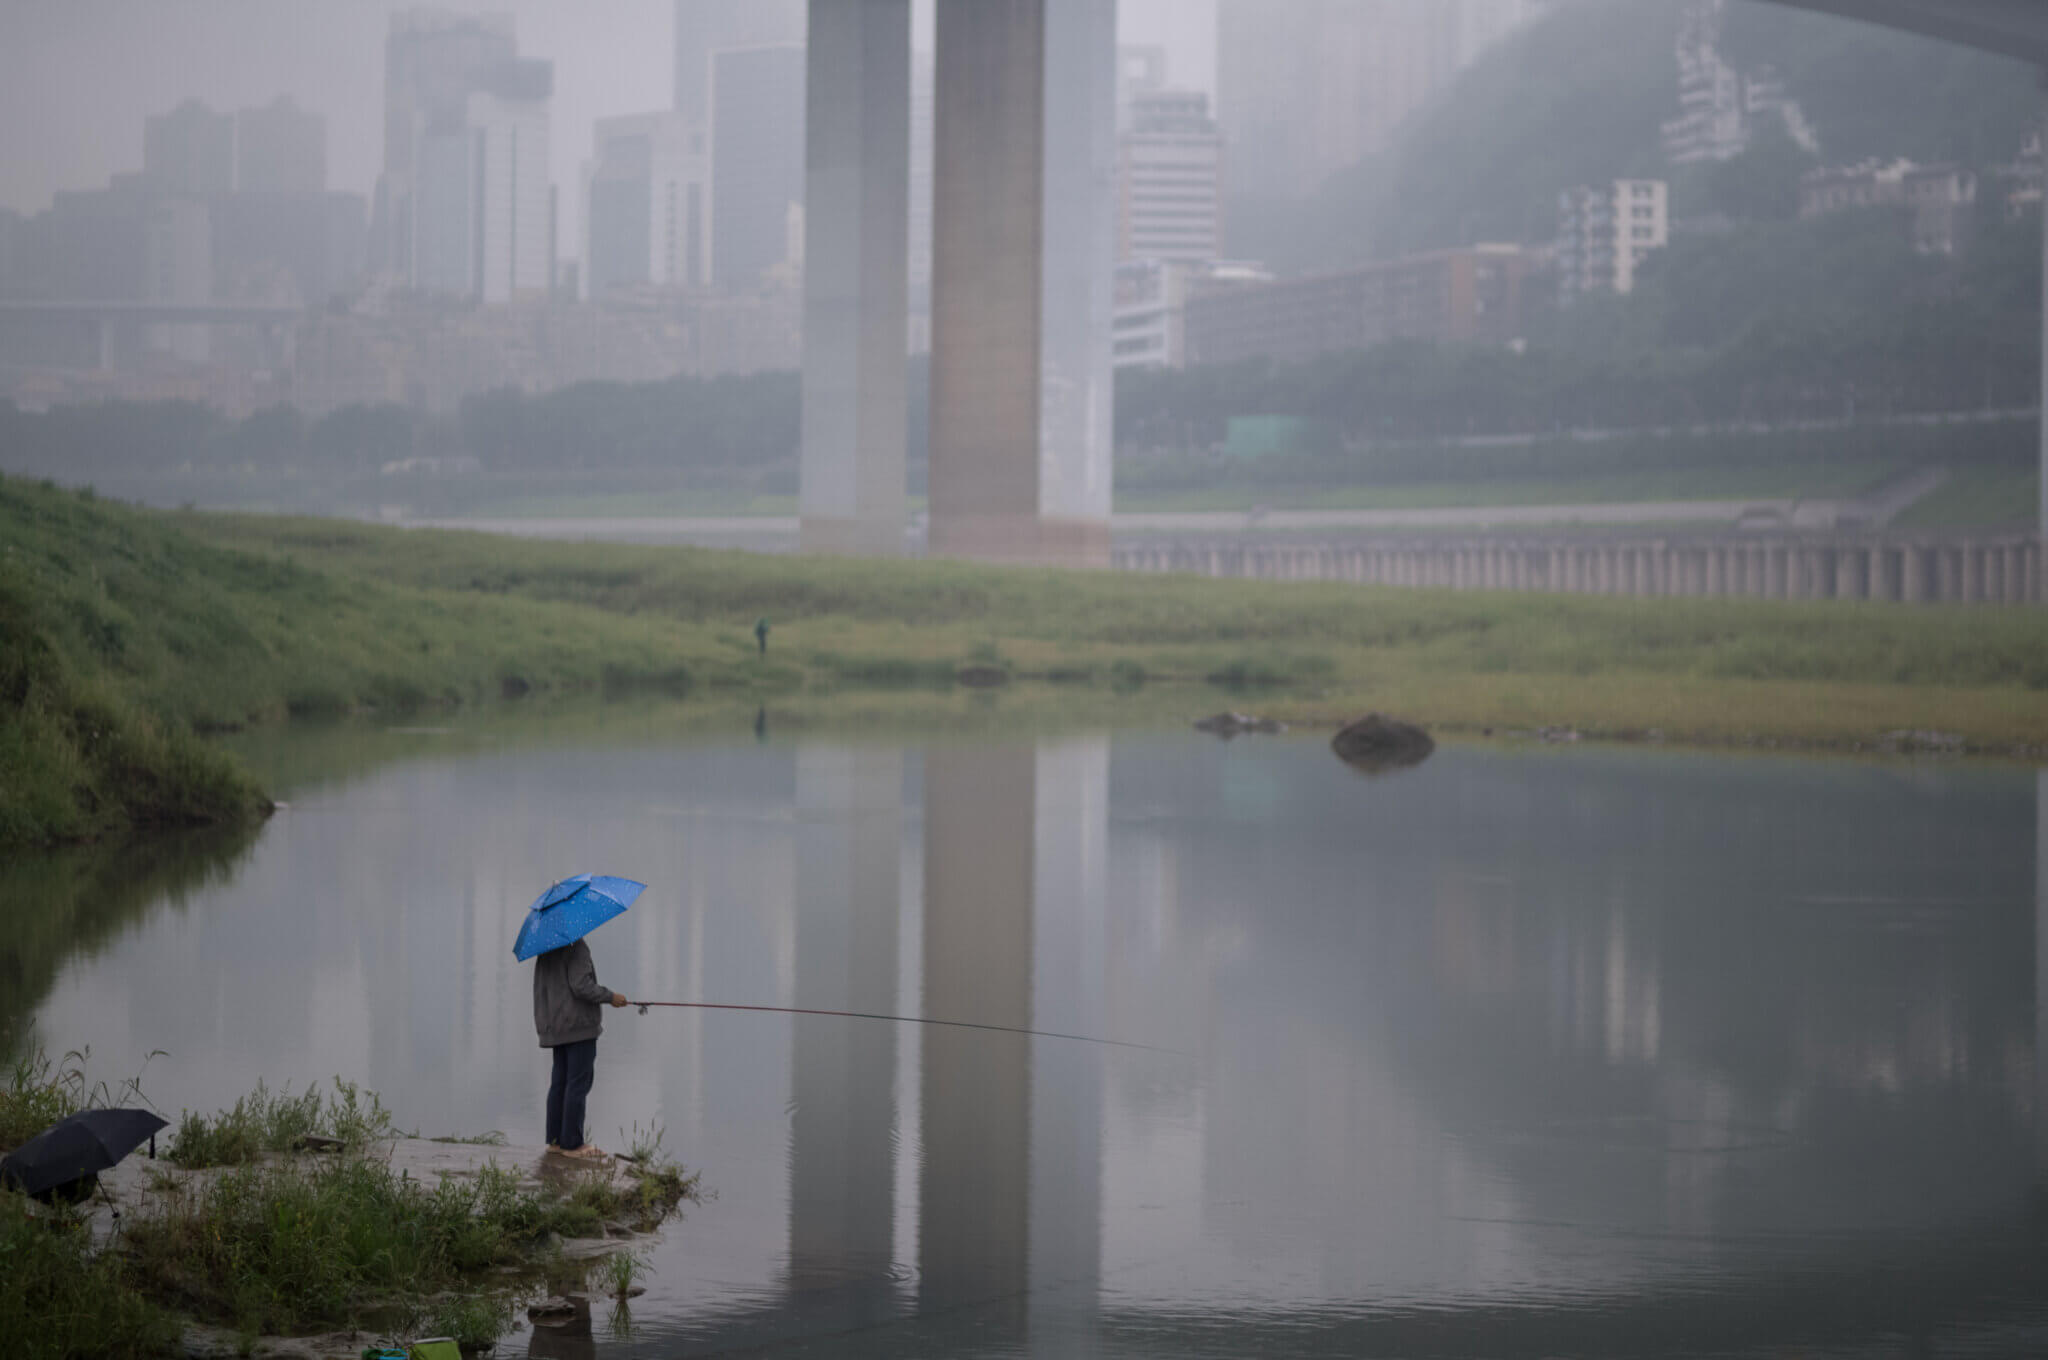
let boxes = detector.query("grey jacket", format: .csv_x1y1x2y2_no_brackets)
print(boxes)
533,938,617,1047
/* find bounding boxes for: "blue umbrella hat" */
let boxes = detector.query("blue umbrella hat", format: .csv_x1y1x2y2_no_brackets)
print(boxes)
514,873,647,962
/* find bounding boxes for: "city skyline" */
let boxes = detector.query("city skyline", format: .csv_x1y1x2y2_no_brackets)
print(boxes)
0,0,1217,258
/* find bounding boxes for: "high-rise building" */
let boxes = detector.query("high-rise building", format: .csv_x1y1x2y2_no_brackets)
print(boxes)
144,100,234,198
1557,179,1667,303
1118,90,1224,264
1117,44,1167,130
710,43,807,290
673,0,805,123
1217,0,1536,203
373,9,518,283
236,96,326,195
584,111,708,295
374,12,551,302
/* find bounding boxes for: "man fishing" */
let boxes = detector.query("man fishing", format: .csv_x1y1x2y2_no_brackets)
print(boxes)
533,936,628,1159
513,874,648,1160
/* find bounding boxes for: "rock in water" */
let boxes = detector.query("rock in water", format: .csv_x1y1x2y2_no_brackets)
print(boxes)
1330,714,1434,774
1193,712,1285,738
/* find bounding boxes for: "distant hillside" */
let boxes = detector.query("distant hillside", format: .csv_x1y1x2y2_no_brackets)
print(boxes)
1252,0,2042,275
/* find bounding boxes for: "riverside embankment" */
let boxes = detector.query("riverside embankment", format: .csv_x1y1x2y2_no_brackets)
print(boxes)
7,473,2048,848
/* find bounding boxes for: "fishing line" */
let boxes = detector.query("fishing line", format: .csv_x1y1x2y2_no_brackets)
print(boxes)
630,1000,1184,1056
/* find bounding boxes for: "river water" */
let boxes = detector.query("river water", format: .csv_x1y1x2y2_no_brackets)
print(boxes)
11,718,2048,1357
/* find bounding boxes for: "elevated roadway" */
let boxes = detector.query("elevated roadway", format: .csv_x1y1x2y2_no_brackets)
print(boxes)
1772,0,2048,64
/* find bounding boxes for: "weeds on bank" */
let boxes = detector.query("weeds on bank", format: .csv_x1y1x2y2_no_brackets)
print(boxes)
168,1076,397,1167
128,1128,699,1337
0,1047,180,1358
4,1049,701,1348
0,1190,182,1360
0,1045,159,1150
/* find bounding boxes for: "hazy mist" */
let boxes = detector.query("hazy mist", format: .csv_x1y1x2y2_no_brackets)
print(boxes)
0,0,1217,253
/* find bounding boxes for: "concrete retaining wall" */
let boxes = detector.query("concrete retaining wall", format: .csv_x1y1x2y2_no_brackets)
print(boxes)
1111,535,2046,604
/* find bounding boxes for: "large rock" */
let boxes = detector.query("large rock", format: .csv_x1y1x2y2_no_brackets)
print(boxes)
1330,713,1434,774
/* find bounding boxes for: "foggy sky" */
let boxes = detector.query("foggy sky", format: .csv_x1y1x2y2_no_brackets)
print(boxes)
0,0,1217,256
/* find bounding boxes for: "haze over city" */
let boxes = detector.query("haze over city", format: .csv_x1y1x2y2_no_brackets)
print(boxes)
6,3,2048,1356
0,0,1218,249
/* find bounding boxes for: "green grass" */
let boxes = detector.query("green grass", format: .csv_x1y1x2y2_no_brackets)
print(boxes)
0,1046,156,1150
167,1077,397,1168
1890,467,2039,530
181,507,2048,750
0,1052,704,1347
123,1151,694,1337
9,472,2048,855
0,1189,182,1360
462,489,803,519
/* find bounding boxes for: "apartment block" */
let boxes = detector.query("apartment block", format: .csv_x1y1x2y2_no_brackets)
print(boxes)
1185,245,1532,367
1799,159,1977,255
1118,90,1224,264
1557,179,1667,303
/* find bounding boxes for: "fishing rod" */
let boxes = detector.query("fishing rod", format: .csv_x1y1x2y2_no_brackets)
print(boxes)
630,1000,1184,1056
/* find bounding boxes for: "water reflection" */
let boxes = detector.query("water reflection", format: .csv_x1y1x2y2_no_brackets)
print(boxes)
0,825,259,1054
11,731,2047,1356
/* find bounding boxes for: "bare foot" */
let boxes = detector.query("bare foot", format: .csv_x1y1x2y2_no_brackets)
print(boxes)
562,1144,608,1160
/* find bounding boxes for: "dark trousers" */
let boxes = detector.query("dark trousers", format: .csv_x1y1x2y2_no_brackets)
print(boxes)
545,1038,598,1150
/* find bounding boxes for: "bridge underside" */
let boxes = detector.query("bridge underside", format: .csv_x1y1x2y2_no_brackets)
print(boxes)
1770,0,2048,65
799,0,2048,562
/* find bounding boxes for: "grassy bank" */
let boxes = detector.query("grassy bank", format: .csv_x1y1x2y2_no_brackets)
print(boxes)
8,473,2048,847
187,507,2048,747
0,1056,699,1357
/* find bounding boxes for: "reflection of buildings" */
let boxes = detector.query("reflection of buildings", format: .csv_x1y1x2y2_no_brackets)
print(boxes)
18,732,2048,1350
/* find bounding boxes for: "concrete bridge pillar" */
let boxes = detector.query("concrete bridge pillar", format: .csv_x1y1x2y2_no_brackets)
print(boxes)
927,0,1115,567
790,748,902,1292
801,0,911,556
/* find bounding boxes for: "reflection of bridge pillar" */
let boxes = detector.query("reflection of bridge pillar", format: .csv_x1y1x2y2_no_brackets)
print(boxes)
1028,739,1107,1345
921,745,1035,1318
919,740,1107,1325
788,748,903,1302
800,0,910,556
927,0,1116,567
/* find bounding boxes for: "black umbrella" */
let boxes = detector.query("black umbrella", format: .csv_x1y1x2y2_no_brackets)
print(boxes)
1,1108,167,1203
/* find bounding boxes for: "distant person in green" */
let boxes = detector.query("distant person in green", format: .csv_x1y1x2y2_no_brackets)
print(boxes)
754,616,771,655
